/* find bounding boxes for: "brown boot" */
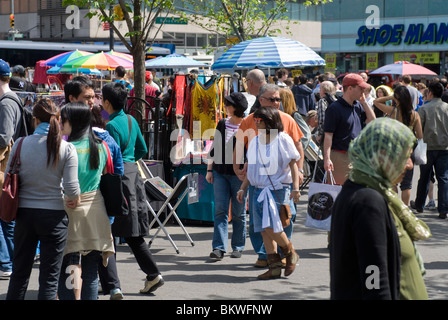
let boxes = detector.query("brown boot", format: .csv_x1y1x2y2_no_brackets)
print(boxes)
280,242,299,276
257,253,282,280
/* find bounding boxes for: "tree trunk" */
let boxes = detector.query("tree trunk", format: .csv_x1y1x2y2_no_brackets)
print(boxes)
131,41,146,129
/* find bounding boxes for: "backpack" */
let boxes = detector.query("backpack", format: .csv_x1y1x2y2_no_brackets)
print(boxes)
0,94,34,137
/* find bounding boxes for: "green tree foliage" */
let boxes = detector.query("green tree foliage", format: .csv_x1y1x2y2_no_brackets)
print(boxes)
183,0,332,45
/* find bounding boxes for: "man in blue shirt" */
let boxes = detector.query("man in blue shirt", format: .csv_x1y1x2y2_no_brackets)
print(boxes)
323,73,376,185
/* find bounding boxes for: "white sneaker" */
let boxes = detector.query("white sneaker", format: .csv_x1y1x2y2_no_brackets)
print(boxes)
0,270,12,280
139,275,164,294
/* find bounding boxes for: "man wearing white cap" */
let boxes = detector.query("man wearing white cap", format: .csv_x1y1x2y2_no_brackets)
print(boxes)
323,73,376,185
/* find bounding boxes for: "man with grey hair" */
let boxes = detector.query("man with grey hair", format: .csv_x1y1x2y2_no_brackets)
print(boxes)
245,69,267,113
234,83,304,268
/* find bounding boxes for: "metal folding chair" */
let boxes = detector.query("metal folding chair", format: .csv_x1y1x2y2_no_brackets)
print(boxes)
138,160,194,254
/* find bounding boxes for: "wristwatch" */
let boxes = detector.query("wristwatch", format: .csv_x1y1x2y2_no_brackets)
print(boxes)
298,169,304,174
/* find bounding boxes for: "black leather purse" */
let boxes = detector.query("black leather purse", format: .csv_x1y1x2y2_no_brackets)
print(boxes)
100,141,128,217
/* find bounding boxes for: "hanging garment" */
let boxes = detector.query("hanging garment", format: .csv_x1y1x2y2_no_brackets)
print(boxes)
190,75,220,139
174,75,186,116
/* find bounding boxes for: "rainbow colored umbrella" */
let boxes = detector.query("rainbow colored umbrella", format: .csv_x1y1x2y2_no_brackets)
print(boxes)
107,50,133,62
62,51,133,70
44,50,93,67
47,66,102,76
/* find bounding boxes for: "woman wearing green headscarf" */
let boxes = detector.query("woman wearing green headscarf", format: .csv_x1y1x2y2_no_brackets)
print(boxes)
330,117,431,300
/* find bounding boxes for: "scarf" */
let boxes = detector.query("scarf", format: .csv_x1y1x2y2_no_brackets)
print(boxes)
348,117,431,241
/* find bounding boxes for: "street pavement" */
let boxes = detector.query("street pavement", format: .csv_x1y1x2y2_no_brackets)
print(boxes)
0,166,447,301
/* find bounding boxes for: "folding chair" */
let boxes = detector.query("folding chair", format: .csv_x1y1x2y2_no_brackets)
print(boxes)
138,160,194,254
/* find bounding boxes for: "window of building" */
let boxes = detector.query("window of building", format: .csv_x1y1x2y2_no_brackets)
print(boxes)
187,34,196,47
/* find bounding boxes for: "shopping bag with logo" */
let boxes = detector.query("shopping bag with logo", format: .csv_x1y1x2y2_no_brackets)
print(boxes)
305,171,341,231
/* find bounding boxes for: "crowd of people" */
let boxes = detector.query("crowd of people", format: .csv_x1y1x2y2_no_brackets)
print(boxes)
0,55,447,300
0,59,164,300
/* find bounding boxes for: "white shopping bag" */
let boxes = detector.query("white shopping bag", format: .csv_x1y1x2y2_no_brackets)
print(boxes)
305,171,342,231
414,139,427,165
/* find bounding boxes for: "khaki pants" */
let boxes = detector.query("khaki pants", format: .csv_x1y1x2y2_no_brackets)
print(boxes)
328,150,350,185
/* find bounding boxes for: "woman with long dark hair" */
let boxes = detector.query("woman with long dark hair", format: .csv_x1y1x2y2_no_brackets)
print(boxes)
57,102,114,300
6,98,80,300
374,85,423,206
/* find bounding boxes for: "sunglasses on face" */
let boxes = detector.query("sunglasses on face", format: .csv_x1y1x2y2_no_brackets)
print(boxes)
262,96,282,103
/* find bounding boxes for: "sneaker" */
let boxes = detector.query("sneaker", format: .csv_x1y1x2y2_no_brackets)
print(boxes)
439,213,447,219
110,288,124,300
209,249,224,260
410,200,423,213
230,250,242,258
140,275,164,294
0,270,12,280
424,200,436,210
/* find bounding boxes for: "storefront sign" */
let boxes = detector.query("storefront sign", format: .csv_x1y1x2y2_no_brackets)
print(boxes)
356,23,448,46
366,53,378,70
325,53,336,72
393,52,439,64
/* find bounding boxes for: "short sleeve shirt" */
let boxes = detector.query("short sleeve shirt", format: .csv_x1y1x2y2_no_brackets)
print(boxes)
247,132,301,187
323,97,367,152
235,110,304,148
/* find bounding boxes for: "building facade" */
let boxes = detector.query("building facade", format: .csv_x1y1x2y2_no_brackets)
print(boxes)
0,0,323,68
321,0,446,77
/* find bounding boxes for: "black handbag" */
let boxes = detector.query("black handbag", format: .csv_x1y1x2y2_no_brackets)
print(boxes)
100,141,128,217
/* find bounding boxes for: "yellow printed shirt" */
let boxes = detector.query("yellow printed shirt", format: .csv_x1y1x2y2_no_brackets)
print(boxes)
191,76,220,139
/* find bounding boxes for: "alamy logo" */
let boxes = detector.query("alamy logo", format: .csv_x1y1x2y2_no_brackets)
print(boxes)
65,5,80,30
365,265,380,290
365,5,380,30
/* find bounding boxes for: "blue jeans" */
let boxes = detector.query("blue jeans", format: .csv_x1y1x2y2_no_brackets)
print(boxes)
415,150,448,213
58,251,101,300
212,170,247,252
248,185,296,260
0,220,15,272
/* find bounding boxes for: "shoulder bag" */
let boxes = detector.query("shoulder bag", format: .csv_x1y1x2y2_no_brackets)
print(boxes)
99,141,129,217
0,137,25,222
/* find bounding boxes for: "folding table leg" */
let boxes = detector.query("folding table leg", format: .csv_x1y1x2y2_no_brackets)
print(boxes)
147,190,194,250
145,200,180,253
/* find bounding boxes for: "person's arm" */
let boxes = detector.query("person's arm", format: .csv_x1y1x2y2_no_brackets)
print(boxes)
289,160,300,203
134,125,148,161
236,177,250,203
0,102,15,148
294,140,304,185
373,96,395,116
62,143,81,208
413,111,423,140
360,92,376,124
323,132,334,172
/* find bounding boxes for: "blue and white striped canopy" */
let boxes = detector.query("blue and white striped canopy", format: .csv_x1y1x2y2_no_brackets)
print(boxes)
212,37,325,71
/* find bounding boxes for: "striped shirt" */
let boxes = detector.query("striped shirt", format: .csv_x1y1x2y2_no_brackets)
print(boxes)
225,119,240,143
